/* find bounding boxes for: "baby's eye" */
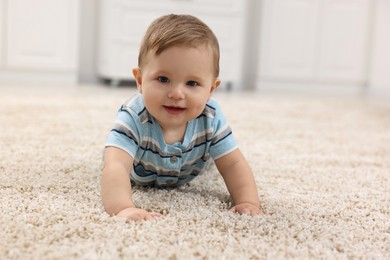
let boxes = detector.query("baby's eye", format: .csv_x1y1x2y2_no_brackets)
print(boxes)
158,76,169,83
187,81,199,87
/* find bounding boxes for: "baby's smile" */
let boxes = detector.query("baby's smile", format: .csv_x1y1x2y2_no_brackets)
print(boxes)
163,105,186,115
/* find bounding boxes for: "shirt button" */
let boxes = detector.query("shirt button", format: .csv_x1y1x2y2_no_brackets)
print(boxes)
170,156,178,163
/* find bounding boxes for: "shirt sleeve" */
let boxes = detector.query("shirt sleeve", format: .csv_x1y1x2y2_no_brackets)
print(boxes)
208,99,238,160
105,107,140,159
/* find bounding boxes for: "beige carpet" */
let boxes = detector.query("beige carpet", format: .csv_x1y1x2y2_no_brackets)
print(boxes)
0,84,389,259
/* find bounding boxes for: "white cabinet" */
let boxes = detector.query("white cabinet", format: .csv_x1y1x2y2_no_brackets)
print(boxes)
97,0,248,89
0,0,79,84
258,0,371,87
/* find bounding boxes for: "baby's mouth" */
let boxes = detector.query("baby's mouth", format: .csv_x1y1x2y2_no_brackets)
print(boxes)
163,106,186,115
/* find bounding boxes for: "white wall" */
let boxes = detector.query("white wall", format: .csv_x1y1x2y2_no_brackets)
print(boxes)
78,0,99,83
242,0,261,90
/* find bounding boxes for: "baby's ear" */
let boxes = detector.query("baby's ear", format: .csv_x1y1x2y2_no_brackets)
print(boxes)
132,68,142,93
209,79,221,97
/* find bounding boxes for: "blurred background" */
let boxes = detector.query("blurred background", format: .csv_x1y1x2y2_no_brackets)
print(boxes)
0,0,389,98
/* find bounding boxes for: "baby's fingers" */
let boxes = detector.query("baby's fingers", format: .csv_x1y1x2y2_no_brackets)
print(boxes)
229,206,250,215
117,208,162,221
138,211,163,221
145,211,163,220
229,204,263,216
236,207,251,215
150,212,163,217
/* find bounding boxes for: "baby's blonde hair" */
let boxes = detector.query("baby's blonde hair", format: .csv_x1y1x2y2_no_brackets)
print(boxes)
138,14,220,78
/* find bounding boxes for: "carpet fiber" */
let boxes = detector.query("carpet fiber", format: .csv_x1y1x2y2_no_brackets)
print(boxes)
1,84,389,259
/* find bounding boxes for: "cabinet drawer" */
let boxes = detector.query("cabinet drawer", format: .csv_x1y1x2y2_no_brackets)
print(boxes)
98,0,247,87
99,43,138,79
196,14,242,51
108,10,241,51
6,0,79,69
109,8,161,45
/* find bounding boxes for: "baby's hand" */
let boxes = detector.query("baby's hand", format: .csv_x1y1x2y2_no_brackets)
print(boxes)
116,207,162,221
229,202,263,216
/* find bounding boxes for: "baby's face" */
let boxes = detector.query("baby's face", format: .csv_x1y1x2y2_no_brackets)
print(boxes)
134,45,220,131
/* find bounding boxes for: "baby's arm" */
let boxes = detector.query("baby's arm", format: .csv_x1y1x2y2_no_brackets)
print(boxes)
101,147,162,221
215,149,262,216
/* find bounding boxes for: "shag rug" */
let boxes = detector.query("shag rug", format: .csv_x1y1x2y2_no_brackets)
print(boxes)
0,84,389,259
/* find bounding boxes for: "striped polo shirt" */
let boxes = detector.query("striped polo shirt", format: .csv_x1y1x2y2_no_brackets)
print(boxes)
106,92,238,187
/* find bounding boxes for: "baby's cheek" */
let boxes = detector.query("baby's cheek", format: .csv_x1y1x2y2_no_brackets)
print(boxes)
194,104,206,115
